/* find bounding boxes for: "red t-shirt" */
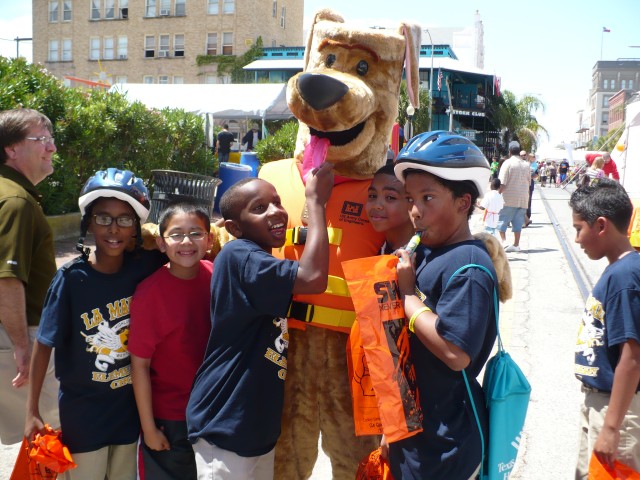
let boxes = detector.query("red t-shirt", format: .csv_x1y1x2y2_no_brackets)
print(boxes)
129,260,213,420
584,153,620,180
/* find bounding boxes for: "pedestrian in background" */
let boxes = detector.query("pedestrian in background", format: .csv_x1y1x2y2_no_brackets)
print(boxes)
216,124,235,164
549,161,558,187
525,152,538,228
478,178,504,235
0,108,59,446
570,178,640,478
241,123,262,152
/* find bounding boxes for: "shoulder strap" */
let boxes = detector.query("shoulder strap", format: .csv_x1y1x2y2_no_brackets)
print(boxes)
447,263,500,480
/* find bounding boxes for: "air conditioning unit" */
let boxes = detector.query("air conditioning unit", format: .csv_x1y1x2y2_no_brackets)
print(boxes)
158,50,168,57
160,8,170,15
118,54,127,60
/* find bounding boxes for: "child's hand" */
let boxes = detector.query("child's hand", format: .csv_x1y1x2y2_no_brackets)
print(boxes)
379,434,389,459
144,426,171,451
593,425,620,469
24,414,45,443
304,162,334,206
396,249,417,295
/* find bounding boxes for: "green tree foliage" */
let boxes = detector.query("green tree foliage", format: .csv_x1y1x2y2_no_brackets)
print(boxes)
254,120,298,163
486,90,547,153
587,125,624,151
196,37,264,83
0,56,212,215
397,82,432,137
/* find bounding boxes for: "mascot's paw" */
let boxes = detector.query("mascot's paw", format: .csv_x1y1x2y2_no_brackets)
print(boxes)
141,222,234,261
474,232,513,302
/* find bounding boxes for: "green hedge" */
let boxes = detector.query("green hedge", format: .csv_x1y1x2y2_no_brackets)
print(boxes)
0,56,213,215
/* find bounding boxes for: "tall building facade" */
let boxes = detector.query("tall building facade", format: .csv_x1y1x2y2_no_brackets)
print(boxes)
33,0,303,85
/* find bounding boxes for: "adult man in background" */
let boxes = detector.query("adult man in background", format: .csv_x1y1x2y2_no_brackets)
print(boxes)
497,140,531,252
0,108,59,444
524,152,538,227
585,151,620,180
241,123,262,152
216,124,234,164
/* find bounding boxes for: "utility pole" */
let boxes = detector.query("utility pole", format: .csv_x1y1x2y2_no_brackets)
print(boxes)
14,37,32,58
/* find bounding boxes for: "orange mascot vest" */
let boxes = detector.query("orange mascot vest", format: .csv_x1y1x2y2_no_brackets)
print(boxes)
259,158,385,333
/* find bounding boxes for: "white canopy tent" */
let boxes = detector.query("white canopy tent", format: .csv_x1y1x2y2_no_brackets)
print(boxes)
612,100,640,197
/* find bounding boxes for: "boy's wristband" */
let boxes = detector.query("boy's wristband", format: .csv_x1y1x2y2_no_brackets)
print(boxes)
408,306,431,333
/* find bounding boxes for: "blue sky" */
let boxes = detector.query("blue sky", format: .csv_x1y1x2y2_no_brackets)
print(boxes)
2,0,639,148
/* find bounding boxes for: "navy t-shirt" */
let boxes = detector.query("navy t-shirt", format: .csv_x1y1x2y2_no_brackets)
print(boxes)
389,240,497,479
575,251,640,392
37,250,166,453
187,239,298,456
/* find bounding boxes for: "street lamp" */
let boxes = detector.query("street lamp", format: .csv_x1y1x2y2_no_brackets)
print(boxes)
406,105,415,140
425,29,434,132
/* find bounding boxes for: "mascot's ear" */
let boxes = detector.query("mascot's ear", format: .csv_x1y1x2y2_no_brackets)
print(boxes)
303,9,344,71
399,23,422,110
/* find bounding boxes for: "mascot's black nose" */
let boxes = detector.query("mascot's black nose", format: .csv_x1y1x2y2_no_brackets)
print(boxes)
297,73,349,111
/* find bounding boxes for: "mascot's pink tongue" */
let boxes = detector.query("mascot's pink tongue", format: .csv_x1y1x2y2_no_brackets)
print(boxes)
302,136,330,183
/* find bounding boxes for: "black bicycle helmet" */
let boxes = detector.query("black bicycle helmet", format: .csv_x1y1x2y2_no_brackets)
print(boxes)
394,131,490,196
78,168,150,222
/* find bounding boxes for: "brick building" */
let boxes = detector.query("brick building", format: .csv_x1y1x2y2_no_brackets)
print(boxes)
33,0,303,85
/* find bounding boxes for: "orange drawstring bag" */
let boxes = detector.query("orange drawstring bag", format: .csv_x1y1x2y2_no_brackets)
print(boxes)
355,447,394,480
11,425,76,480
589,453,640,479
343,255,423,443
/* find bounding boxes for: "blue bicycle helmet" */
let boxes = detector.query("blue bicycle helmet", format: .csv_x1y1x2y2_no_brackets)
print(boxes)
78,168,150,222
394,131,490,196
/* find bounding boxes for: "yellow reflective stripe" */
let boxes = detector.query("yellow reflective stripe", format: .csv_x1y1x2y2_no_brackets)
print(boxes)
284,227,343,246
325,275,350,297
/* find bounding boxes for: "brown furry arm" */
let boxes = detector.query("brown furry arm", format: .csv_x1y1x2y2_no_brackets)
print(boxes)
473,232,513,303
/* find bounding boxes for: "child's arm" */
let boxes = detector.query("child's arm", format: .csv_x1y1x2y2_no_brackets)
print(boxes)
131,354,170,451
592,339,640,467
396,250,470,371
293,162,334,294
24,341,53,440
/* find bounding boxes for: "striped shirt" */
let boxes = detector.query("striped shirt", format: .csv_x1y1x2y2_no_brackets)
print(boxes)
498,156,531,208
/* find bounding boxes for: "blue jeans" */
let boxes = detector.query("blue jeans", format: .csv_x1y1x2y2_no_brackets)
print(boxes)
218,151,230,163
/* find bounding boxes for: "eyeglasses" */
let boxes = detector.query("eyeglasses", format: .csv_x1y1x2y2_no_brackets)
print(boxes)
163,231,208,242
92,214,137,227
25,136,55,146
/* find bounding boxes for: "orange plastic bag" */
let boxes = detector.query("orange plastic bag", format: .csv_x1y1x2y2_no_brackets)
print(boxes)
343,255,423,443
355,447,394,480
11,426,76,480
589,453,640,479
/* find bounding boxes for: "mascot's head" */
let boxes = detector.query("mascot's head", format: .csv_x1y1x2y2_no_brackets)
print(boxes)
287,9,421,179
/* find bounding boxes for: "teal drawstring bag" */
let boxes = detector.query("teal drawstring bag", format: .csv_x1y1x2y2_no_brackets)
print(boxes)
448,264,531,480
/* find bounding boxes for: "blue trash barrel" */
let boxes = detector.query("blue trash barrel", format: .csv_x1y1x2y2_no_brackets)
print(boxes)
240,152,260,177
214,162,253,212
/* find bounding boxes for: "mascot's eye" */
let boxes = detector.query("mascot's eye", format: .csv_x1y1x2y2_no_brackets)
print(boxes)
325,54,336,67
356,60,368,76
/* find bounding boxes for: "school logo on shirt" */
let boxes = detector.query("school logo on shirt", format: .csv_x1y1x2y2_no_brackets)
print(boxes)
575,294,605,375
264,317,288,380
80,297,133,389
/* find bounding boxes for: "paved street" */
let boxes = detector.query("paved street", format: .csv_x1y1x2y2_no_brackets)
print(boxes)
0,185,611,478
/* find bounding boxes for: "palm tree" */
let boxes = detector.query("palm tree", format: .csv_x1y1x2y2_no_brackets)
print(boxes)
487,90,547,153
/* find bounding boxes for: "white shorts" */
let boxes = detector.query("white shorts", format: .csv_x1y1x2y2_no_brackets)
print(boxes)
193,438,275,480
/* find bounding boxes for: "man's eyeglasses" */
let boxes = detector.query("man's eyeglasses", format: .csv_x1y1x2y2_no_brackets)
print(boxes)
92,214,137,227
25,136,55,146
163,232,208,242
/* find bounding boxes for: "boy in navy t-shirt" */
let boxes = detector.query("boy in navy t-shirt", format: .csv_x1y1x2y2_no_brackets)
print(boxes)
187,162,334,479
570,178,640,477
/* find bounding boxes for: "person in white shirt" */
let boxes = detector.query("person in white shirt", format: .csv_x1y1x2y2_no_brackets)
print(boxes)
478,178,504,235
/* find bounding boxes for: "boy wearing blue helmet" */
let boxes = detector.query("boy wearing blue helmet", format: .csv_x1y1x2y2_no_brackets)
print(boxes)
25,168,166,480
387,131,498,479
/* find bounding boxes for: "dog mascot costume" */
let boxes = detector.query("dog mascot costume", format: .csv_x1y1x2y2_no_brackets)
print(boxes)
259,9,421,479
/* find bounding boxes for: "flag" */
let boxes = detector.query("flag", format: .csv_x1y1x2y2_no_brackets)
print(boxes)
437,68,443,92
603,27,611,32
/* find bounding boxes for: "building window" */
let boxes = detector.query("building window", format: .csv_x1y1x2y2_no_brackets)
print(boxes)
90,37,100,60
280,6,285,28
206,33,217,55
145,35,155,57
223,0,234,14
611,79,616,90
104,37,114,59
602,112,609,124
143,75,154,84
159,0,170,15
222,32,233,55
62,39,72,60
174,76,184,84
207,0,218,14
159,34,170,57
159,75,169,84
49,1,58,22
119,0,128,18
117,36,127,59
115,75,127,83
48,40,59,61
205,74,216,84
175,0,185,16
603,96,610,108
174,34,184,57
105,0,115,18
272,0,276,17
63,0,72,20
603,79,608,89
630,80,634,90
145,0,156,17
91,0,100,19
